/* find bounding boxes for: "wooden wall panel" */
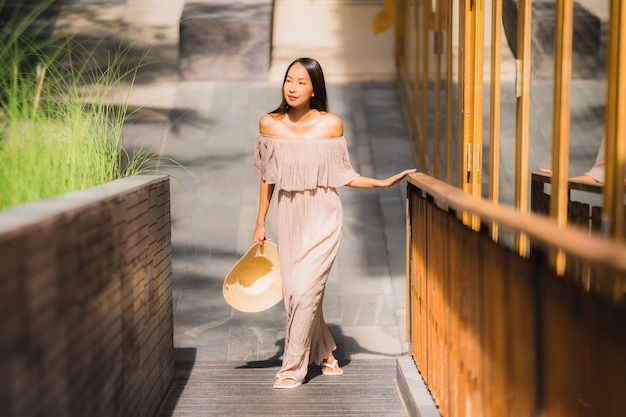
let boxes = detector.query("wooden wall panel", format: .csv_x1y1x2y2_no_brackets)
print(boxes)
542,268,626,417
481,239,510,417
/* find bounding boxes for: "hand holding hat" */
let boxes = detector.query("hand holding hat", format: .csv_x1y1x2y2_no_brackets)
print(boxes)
223,242,282,313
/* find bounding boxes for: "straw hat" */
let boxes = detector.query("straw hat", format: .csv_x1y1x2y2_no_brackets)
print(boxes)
223,241,282,312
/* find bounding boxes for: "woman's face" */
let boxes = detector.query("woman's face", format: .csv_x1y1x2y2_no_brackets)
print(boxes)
283,63,314,109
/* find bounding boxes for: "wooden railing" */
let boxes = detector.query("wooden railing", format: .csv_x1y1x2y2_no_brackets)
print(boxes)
407,172,626,417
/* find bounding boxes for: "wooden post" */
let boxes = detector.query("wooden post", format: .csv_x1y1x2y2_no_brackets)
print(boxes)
445,0,454,184
549,0,574,275
433,0,443,179
604,0,626,241
489,0,503,242
514,0,533,255
458,0,485,230
421,0,431,172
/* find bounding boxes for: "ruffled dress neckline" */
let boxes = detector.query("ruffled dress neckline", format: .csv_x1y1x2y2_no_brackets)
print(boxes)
254,133,358,192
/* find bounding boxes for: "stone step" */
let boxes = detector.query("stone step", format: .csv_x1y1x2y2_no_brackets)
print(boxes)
159,359,411,417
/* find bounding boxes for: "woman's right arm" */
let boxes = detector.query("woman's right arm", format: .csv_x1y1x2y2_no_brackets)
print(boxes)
253,179,274,245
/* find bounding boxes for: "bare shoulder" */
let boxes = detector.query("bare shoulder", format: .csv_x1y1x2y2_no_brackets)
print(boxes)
318,112,343,138
259,113,283,135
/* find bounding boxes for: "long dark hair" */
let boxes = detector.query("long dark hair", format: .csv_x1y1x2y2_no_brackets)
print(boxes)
270,57,328,115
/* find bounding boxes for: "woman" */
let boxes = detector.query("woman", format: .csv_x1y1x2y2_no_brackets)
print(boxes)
253,57,415,389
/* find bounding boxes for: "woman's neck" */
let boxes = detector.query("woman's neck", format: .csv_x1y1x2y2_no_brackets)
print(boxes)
286,107,318,125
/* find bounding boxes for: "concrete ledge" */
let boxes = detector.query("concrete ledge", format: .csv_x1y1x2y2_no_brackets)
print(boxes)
396,355,441,417
0,175,169,234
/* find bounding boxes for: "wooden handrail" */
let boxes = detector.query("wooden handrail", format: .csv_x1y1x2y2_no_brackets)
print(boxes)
408,172,626,273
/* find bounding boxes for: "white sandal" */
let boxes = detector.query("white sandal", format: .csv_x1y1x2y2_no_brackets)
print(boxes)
273,375,302,389
321,359,344,376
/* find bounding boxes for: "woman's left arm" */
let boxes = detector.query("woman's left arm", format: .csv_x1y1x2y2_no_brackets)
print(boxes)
346,169,417,188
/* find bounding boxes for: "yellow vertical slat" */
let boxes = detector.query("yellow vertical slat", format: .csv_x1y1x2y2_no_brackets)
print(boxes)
514,0,533,256
604,0,626,241
433,0,442,179
549,0,574,275
393,0,405,67
489,0,503,242
457,0,467,189
445,0,454,184
396,0,431,173
471,1,485,203
458,0,485,230
415,0,422,137
421,0,430,174
414,0,431,174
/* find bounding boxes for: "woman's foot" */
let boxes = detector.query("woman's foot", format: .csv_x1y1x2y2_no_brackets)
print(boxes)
273,375,302,389
321,356,344,376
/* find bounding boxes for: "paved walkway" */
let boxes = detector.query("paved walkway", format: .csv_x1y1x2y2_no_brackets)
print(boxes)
50,0,606,415
160,359,410,416
64,0,436,415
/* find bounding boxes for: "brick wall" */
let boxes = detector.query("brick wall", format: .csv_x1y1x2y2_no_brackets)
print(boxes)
0,175,174,417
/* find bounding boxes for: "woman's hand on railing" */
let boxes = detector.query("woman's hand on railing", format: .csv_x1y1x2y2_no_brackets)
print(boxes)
382,169,418,187
347,169,417,188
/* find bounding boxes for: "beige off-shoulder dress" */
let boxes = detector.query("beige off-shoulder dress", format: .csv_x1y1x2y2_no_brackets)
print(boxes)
254,134,359,382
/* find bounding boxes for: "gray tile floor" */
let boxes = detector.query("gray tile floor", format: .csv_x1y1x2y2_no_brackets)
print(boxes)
104,0,606,414
160,359,409,417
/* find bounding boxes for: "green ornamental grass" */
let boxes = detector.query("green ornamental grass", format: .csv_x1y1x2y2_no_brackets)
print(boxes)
0,0,164,210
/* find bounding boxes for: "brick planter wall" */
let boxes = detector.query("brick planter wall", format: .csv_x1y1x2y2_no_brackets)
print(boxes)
0,175,174,417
